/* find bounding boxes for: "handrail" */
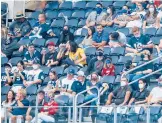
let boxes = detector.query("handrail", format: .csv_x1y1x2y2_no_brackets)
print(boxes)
129,68,162,85
122,55,162,77
73,86,100,123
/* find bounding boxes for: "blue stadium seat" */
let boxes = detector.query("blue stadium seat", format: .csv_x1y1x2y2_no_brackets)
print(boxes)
84,47,96,56
59,1,72,10
72,10,85,19
1,2,8,15
110,56,119,64
73,1,86,9
1,95,6,103
115,65,124,75
78,19,86,28
133,56,142,63
101,1,113,8
51,27,61,37
40,66,50,75
117,28,130,37
77,94,85,104
32,38,46,47
55,95,70,105
28,11,41,20
65,18,78,28
74,36,84,45
58,10,72,18
43,76,50,86
86,1,98,9
45,10,58,20
51,66,64,76
18,38,31,45
26,85,37,95
1,57,8,66
103,47,111,56
118,56,132,64
51,18,65,28
113,1,126,9
28,19,37,28
156,28,162,36
45,1,59,10
1,67,5,73
151,36,162,45
144,28,157,37
64,65,79,75
110,47,125,56
101,76,115,84
126,1,136,9
104,27,115,34
81,28,88,36
8,57,22,66
12,50,23,57
27,95,36,103
46,38,58,46
115,75,121,83
1,86,11,95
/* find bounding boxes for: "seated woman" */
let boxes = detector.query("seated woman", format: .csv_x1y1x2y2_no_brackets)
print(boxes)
79,26,95,48
143,3,158,29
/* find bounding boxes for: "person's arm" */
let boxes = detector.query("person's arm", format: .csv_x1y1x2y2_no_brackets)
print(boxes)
142,69,152,74
17,100,24,107
6,71,12,84
12,73,16,83
106,92,114,105
42,54,46,65
128,98,135,105
120,91,131,105
143,20,147,29
147,93,153,104
100,83,109,95
142,43,153,48
26,107,32,116
87,86,93,95
74,50,86,64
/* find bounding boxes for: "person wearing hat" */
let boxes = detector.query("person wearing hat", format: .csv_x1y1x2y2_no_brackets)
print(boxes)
24,60,44,87
1,63,13,86
101,58,115,76
9,11,31,40
41,42,59,67
23,43,41,67
86,49,105,75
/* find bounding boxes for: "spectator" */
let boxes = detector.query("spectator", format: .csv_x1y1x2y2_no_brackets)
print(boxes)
126,26,153,57
106,77,132,105
86,49,105,75
29,13,55,39
128,79,150,105
31,93,58,123
101,5,116,27
109,31,127,47
157,5,162,28
9,11,31,41
121,60,135,76
101,58,115,76
10,89,29,123
114,6,133,28
79,26,95,48
11,61,26,93
1,90,16,122
86,72,108,115
24,61,44,87
65,42,86,67
86,3,106,27
1,63,13,86
147,75,162,105
59,26,74,45
25,90,46,123
41,42,59,67
143,3,158,29
155,39,162,68
92,24,108,48
23,43,41,67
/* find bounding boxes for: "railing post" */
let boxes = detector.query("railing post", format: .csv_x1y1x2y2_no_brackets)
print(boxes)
114,105,117,123
35,95,38,123
146,106,150,123
73,95,77,123
68,107,71,123
79,108,82,123
4,106,7,123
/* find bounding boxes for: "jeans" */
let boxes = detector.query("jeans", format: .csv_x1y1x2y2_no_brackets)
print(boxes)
129,74,144,90
31,113,55,123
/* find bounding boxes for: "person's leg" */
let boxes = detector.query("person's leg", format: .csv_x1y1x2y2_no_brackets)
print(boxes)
11,116,17,123
25,115,33,123
38,113,55,123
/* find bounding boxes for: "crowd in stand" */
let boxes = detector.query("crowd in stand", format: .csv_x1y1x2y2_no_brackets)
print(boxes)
1,0,162,123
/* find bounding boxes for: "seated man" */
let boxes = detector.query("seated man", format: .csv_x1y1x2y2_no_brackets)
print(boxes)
23,43,41,67
147,75,162,105
128,79,150,105
106,77,132,105
24,61,44,87
109,31,126,47
41,42,59,67
10,89,29,123
92,24,108,48
126,26,153,57
29,13,55,39
86,3,107,27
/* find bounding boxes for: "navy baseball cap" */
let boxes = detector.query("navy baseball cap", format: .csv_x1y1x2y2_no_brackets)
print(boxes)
106,59,111,64
68,69,75,75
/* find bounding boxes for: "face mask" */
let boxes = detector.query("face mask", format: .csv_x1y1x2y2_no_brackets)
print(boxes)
149,8,154,13
135,34,141,38
33,65,39,70
107,9,110,14
96,7,102,14
92,77,97,81
139,83,144,89
121,81,126,87
158,82,162,87
63,29,68,34
126,66,130,69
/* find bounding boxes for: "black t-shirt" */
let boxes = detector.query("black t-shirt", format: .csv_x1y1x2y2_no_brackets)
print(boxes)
45,51,58,67
112,85,132,105
132,88,150,102
13,72,26,85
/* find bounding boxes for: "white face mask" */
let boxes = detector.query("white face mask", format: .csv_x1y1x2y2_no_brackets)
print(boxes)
149,8,154,13
121,81,126,87
33,65,39,70
139,83,144,89
107,9,111,14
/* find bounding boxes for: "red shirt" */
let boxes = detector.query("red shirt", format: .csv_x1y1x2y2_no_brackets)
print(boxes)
101,65,115,76
40,101,58,115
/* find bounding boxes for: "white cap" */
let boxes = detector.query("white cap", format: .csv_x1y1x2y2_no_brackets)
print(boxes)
77,71,85,77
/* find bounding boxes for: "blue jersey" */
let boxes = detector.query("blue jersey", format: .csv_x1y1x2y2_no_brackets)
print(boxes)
23,50,41,63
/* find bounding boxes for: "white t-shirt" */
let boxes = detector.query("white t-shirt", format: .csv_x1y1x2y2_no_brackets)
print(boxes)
150,87,162,103
61,77,76,90
157,11,162,20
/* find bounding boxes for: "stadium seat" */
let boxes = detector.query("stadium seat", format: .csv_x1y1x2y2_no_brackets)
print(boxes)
117,28,130,37
65,18,78,28
151,36,162,45
28,11,41,20
51,27,61,37
110,47,125,56
1,86,11,95
46,38,59,46
86,1,98,9
18,38,31,45
84,47,96,56
32,38,46,47
118,56,132,64
72,10,85,19
1,2,8,15
58,10,72,19
115,65,124,75
101,76,115,84
59,1,72,10
113,1,126,9
115,75,121,83
133,56,142,63
103,47,111,56
77,94,85,104
74,36,84,45
156,28,162,36
27,95,36,103
51,18,65,28
104,27,115,34
55,95,70,105
40,66,50,75
1,57,8,66
45,1,59,10
81,28,88,36
45,10,58,20
8,57,22,66
1,95,6,103
28,19,37,28
78,19,86,28
64,65,78,75
144,28,157,37
1,67,5,74
101,1,113,8
73,1,86,9
126,1,136,9
110,56,119,64
43,76,50,85
51,66,64,76
12,50,23,57
26,85,37,95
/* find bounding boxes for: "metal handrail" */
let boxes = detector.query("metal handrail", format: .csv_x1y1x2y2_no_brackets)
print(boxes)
73,86,100,123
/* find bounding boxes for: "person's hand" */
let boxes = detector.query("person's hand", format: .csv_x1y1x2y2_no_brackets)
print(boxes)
119,22,126,27
133,49,138,54
1,53,6,57
106,100,111,105
74,60,80,65
49,32,55,37
28,60,33,65
151,99,159,104
23,81,28,87
41,49,46,55
7,108,12,112
16,96,20,101
19,46,24,52
5,69,9,74
16,33,21,37
136,71,142,75
47,63,51,67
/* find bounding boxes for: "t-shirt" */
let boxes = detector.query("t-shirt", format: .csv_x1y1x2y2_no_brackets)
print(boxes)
12,99,29,115
150,87,162,103
45,51,58,67
30,99,45,113
61,77,75,90
23,50,41,63
92,30,108,43
86,81,102,94
112,85,132,105
1,72,14,86
101,65,115,76
126,34,152,52
132,88,150,102
13,72,26,85
69,48,86,65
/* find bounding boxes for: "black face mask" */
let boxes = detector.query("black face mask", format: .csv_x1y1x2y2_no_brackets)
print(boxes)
125,66,130,69
63,29,69,35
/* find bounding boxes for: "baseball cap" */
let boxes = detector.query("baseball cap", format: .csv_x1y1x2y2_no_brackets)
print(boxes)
125,60,132,67
4,63,12,68
77,71,85,77
68,69,75,75
106,59,111,64
47,42,55,47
